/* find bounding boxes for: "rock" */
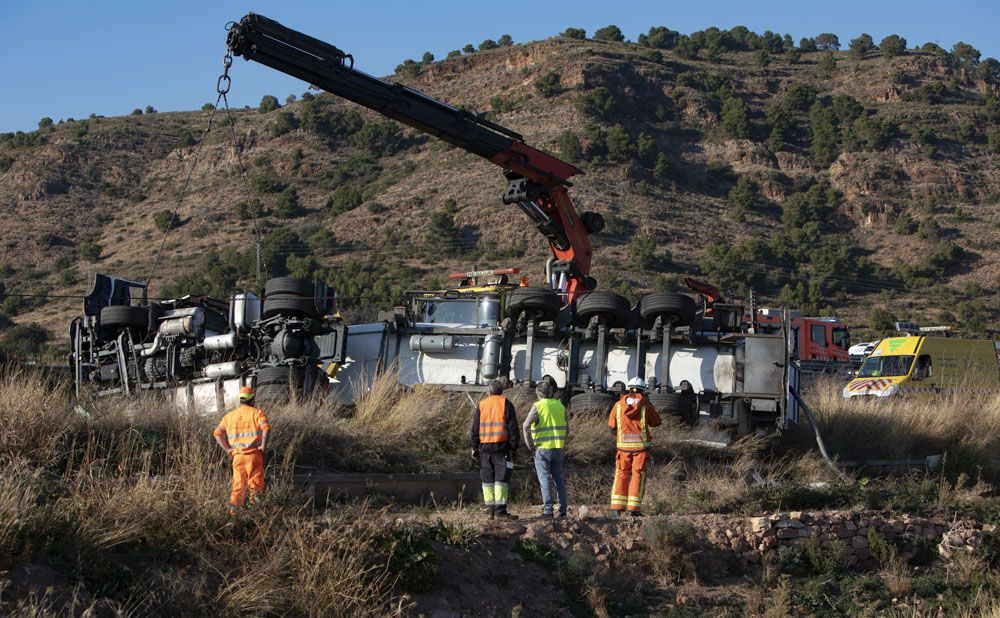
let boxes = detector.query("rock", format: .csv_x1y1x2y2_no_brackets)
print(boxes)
845,521,857,531
743,551,761,564
855,548,871,561
578,505,589,519
790,511,804,520
751,517,771,534
777,527,799,540
852,536,869,550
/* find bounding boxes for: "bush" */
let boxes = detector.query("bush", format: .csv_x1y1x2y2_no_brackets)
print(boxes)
462,44,475,54
951,42,981,68
721,97,751,139
848,33,876,59
561,27,585,40
784,48,801,64
328,185,363,215
0,324,48,358
558,130,582,162
989,129,1000,154
235,200,262,221
80,242,102,262
479,39,498,51
352,121,405,157
638,26,680,50
201,103,215,111
809,102,840,167
575,87,615,119
37,117,53,129
131,108,143,116
498,34,513,47
250,172,286,194
420,51,434,65
270,110,300,137
820,51,837,76
729,176,760,215
593,25,624,42
916,216,940,240
816,33,840,50
259,95,280,113
273,187,303,218
534,71,561,98
626,235,663,270
784,83,818,112
395,59,421,78
893,211,916,235
799,37,817,52
0,155,13,173
176,129,196,148
144,105,156,114
153,210,180,232
425,209,464,256
880,34,907,58
957,121,976,143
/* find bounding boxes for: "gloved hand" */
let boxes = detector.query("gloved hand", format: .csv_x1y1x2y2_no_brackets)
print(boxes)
471,448,480,461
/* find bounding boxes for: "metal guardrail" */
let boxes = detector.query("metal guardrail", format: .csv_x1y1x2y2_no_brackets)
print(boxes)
294,471,481,505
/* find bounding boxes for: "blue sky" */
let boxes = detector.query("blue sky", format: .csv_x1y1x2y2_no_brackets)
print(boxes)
2,0,998,133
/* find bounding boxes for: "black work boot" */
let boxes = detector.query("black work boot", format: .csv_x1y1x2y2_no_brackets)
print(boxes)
629,510,643,518
484,506,496,519
496,508,519,520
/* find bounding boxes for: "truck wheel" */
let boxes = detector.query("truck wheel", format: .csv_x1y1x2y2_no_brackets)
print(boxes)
575,292,632,327
262,295,317,319
255,383,291,402
649,391,697,425
100,306,149,331
505,287,562,322
264,277,314,298
640,293,697,327
569,391,616,416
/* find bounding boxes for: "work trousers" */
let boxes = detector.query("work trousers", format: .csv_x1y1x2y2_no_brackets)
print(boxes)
230,450,265,511
479,450,512,510
610,449,650,512
533,448,568,515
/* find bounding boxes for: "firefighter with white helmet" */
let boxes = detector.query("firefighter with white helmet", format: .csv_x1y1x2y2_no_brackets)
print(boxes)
608,376,662,516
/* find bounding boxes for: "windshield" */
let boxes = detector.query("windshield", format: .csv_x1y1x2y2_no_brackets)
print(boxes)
414,300,479,325
858,355,914,378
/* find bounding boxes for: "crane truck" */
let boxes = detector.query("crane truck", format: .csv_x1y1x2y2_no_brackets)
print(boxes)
221,14,800,434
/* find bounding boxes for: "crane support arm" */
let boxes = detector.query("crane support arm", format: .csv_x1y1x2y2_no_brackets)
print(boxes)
226,14,602,299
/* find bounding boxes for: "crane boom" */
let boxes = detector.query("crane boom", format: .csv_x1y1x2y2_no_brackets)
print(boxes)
226,13,603,299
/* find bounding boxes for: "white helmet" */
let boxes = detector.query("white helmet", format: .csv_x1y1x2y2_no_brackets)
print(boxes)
626,377,647,392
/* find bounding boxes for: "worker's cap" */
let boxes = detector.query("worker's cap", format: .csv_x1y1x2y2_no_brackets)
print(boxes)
239,386,255,400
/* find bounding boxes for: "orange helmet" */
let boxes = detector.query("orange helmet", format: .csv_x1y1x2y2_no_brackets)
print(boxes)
239,386,255,401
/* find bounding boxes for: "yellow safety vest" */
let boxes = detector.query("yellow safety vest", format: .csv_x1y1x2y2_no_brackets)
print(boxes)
531,398,567,449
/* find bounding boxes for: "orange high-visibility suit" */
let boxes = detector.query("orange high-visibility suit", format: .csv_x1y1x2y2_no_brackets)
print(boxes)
214,403,271,511
608,393,661,512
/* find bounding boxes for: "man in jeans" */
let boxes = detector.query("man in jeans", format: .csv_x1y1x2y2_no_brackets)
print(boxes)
522,380,569,517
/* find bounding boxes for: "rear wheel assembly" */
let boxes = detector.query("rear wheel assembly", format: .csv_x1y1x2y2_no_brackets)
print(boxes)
649,391,697,425
639,293,696,327
568,391,617,416
575,292,632,327
505,287,562,322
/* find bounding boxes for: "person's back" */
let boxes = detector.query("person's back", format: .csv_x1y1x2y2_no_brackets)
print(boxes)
472,380,519,519
523,381,569,517
213,387,271,514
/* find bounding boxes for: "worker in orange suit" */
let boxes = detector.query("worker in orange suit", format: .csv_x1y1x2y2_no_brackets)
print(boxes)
608,377,661,517
213,386,271,515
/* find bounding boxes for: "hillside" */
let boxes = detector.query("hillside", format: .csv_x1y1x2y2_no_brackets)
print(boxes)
2,28,1000,353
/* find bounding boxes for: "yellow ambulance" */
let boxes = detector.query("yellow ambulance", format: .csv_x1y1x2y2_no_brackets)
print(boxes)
843,336,1000,398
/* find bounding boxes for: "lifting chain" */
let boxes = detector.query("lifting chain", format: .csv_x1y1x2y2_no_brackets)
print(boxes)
145,49,269,290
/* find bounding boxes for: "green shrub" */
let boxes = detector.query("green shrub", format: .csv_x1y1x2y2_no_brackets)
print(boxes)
849,33,877,59
0,324,49,358
80,242,102,262
784,83,818,112
561,27,585,40
893,211,916,235
249,172,286,194
37,117,53,129
351,121,405,157
479,39,498,51
498,34,513,47
593,25,624,42
259,95,280,113
534,71,561,97
201,103,215,111
638,26,680,50
131,108,143,115
575,87,615,119
880,34,907,58
989,129,1000,153
820,51,837,77
721,97,751,139
144,105,156,114
273,187,303,218
0,155,13,173
153,210,180,232
176,129,196,148
558,130,582,162
270,110,300,137
328,185,363,215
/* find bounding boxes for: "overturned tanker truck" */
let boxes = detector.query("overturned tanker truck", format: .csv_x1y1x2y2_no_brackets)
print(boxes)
69,274,346,414
222,14,800,434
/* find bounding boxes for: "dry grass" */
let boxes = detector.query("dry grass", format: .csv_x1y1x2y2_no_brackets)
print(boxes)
803,376,1000,480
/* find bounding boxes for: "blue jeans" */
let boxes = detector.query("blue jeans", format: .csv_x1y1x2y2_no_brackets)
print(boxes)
533,448,568,515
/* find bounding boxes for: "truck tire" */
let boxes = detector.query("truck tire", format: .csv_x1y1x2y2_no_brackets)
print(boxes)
262,295,317,319
569,391,617,416
575,292,632,327
505,287,561,322
100,306,149,331
649,391,697,425
640,293,697,327
264,277,313,298
255,383,291,402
